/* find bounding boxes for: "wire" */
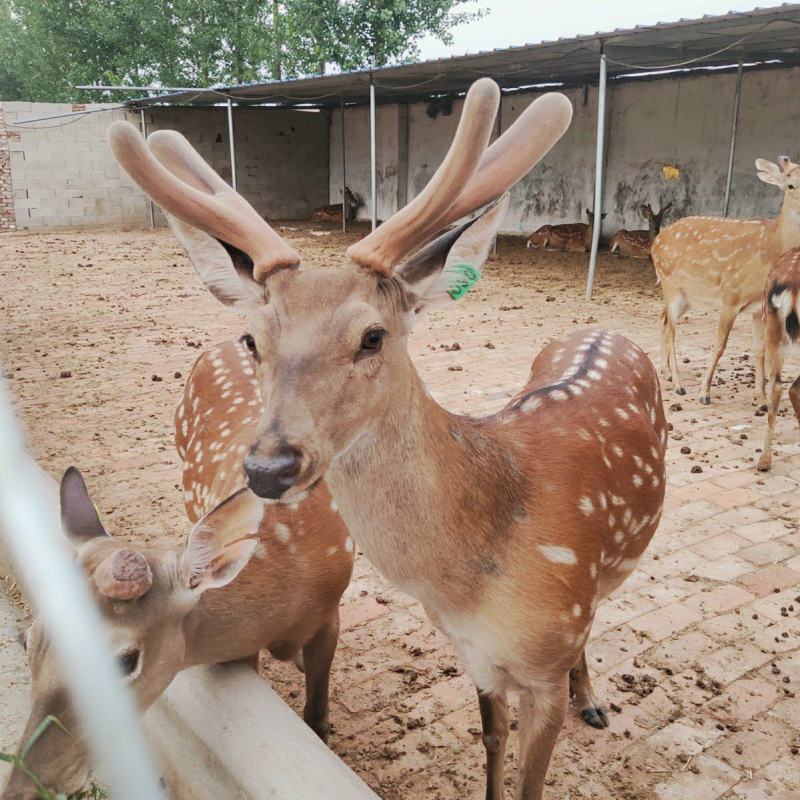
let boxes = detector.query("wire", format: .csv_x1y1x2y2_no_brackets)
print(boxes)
604,17,800,71
6,104,127,129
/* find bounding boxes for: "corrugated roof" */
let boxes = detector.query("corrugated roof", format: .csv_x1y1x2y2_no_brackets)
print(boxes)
127,3,800,109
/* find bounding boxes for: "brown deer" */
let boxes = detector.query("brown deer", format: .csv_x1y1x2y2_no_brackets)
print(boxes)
652,156,800,404
609,202,673,258
3,339,353,800
756,246,800,472
526,209,604,252
109,78,668,799
311,187,363,223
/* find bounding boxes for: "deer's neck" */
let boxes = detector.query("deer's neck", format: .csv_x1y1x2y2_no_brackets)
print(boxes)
325,360,529,612
774,199,800,254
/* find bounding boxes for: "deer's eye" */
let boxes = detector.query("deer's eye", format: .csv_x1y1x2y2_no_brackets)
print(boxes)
359,328,387,355
241,333,259,360
117,648,140,678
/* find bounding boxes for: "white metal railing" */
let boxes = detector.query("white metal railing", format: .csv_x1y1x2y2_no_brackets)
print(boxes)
0,370,161,799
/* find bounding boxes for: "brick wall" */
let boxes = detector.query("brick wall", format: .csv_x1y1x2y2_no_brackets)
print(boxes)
0,104,15,231
2,101,329,231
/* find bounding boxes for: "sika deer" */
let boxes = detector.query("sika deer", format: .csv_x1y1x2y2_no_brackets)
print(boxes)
756,246,800,471
652,156,800,404
110,78,668,799
3,340,353,800
609,202,672,258
311,187,363,223
526,209,604,252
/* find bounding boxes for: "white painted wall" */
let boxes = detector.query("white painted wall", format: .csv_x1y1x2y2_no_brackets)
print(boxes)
329,66,800,238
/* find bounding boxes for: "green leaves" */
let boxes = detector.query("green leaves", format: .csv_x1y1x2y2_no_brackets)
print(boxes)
0,0,484,101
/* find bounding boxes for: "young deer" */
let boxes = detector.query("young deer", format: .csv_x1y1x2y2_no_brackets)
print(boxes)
609,202,672,258
526,208,603,252
311,187,363,223
3,340,353,800
652,156,800,404
756,246,800,471
110,78,668,799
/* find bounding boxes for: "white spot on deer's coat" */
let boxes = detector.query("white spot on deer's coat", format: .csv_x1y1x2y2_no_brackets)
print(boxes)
345,537,354,553
538,545,577,565
327,546,338,556
550,389,568,401
573,604,581,618
331,499,338,512
578,496,594,516
274,523,290,543
632,474,643,488
521,395,542,412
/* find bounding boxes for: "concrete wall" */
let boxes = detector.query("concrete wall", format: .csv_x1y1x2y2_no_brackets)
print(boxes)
0,102,329,230
329,65,800,238
2,102,147,229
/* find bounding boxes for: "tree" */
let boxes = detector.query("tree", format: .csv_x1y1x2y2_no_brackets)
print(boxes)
0,0,484,102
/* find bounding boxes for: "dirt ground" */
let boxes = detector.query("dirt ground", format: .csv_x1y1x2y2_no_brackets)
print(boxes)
1,222,799,800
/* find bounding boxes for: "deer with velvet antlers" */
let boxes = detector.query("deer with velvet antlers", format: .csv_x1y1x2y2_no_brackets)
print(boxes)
3,340,353,800
109,78,668,799
652,156,800,404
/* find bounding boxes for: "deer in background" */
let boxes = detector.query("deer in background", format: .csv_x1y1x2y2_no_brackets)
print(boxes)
311,186,363,223
111,78,668,799
756,246,800,471
610,202,673,258
3,339,353,800
652,156,800,404
527,208,604,252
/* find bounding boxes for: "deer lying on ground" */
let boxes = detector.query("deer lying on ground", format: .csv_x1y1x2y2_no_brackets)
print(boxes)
3,339,353,800
652,156,800,404
526,208,604,252
756,246,800,471
609,202,672,258
110,78,668,799
311,187,363,223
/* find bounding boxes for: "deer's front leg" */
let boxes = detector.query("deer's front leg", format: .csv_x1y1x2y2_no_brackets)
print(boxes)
516,675,568,800
757,348,785,472
478,688,510,800
302,610,340,742
751,312,767,407
789,375,800,425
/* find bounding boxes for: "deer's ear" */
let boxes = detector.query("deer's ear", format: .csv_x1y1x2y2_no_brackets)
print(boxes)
755,159,784,187
168,215,266,309
60,467,109,545
180,489,265,594
394,195,508,329
640,204,652,219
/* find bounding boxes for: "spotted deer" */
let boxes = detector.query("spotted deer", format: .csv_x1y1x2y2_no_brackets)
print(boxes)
110,78,668,799
756,246,800,472
3,340,353,800
652,156,800,404
526,209,604,252
311,187,363,223
609,202,672,258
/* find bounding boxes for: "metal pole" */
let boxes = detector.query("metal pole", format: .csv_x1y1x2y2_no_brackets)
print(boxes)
585,49,607,302
341,96,347,233
494,93,503,256
369,77,377,231
139,110,155,230
227,99,237,191
722,58,744,218
0,376,161,800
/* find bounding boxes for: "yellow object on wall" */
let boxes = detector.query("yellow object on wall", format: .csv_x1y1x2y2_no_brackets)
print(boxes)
662,165,680,181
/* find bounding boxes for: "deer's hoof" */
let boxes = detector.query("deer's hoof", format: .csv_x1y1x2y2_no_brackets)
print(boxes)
698,394,711,405
675,387,686,396
581,707,609,729
757,456,772,472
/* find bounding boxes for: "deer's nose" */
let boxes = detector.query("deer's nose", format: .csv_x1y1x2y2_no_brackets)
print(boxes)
244,447,302,499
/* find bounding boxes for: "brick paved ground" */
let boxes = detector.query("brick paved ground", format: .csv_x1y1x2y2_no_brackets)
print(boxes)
0,224,798,799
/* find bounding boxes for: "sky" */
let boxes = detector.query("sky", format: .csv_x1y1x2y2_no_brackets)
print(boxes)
417,1,768,59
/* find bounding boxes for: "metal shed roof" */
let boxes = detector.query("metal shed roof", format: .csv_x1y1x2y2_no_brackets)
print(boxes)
126,3,800,109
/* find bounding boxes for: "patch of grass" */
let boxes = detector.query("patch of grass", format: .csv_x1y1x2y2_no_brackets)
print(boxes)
0,716,108,799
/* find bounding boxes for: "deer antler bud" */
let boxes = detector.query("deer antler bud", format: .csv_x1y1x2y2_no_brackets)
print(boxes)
94,549,153,600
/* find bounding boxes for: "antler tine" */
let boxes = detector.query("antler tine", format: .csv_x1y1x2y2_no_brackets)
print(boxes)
108,121,300,281
347,78,500,277
434,92,573,232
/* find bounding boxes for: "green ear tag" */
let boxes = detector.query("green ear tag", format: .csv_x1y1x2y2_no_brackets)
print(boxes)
447,263,480,300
